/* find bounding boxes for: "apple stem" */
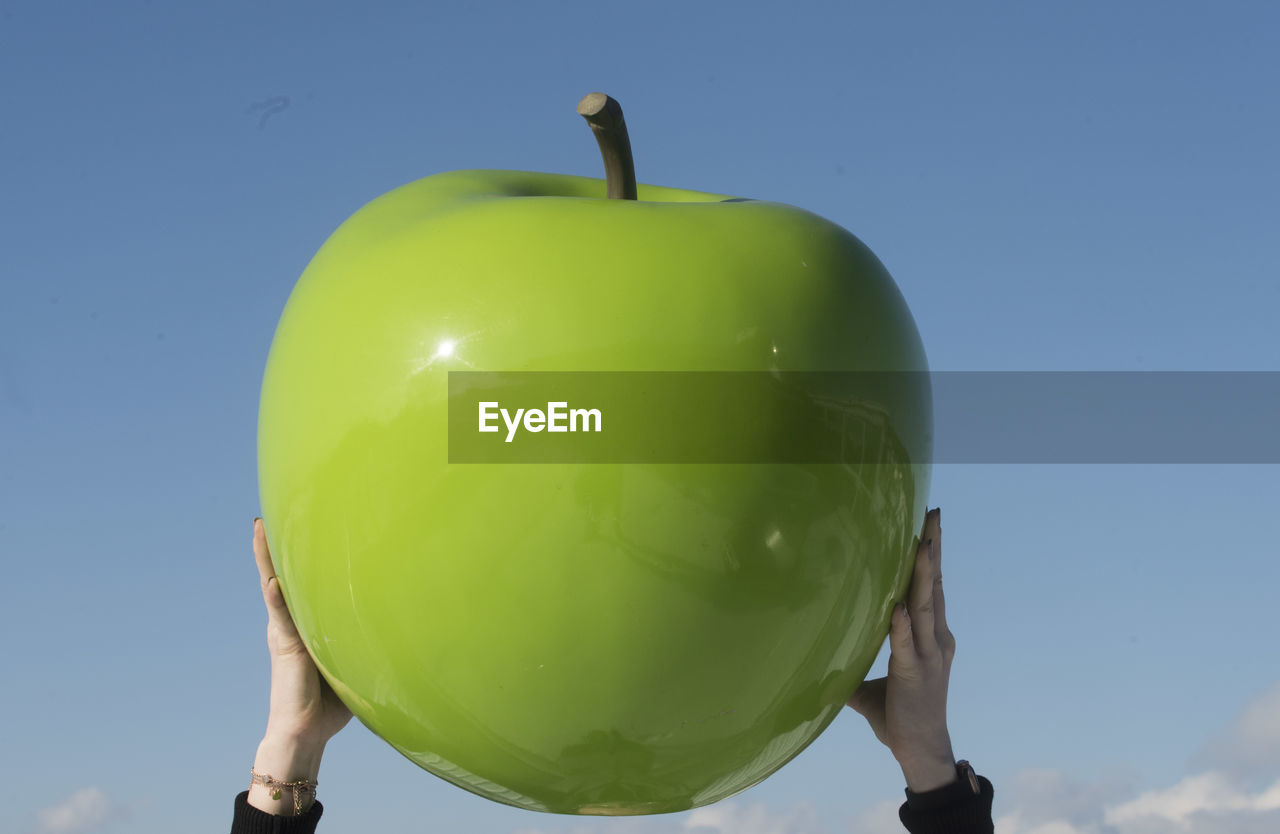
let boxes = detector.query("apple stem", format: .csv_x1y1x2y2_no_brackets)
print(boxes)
577,93,638,200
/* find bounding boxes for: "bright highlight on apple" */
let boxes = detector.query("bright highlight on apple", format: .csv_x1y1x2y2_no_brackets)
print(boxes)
478,401,603,442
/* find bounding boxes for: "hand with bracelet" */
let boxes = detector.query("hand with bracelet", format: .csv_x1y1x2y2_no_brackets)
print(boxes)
847,507,995,833
230,518,352,832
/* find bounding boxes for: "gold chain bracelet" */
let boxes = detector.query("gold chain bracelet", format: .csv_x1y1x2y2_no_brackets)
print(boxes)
250,768,318,815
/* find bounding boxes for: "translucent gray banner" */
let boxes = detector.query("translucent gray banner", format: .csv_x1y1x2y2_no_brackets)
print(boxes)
932,371,1280,463
446,372,1280,464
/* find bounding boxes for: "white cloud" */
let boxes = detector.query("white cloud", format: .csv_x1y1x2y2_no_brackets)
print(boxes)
994,818,1099,834
1105,772,1280,829
987,680,1280,834
1000,767,1136,830
1193,680,1280,784
991,769,1121,834
848,798,902,834
33,787,125,834
683,800,825,834
989,769,1280,834
1026,824,1093,834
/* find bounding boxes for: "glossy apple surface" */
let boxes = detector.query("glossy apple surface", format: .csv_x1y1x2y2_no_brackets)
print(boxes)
258,170,932,814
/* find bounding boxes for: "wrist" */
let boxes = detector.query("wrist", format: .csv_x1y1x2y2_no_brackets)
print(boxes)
256,733,327,775
248,734,327,816
899,754,958,794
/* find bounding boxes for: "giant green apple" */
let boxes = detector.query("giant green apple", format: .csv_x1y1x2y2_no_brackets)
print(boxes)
258,94,932,815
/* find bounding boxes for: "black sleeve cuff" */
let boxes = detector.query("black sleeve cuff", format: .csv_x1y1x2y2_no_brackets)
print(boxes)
898,774,994,834
232,790,324,834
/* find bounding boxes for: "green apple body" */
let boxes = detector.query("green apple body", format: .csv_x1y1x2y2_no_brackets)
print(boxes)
258,170,932,814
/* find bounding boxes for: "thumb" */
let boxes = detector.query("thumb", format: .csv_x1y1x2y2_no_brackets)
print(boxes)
848,676,890,746
847,676,887,717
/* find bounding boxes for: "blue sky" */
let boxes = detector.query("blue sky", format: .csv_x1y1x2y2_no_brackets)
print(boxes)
2,1,1278,832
